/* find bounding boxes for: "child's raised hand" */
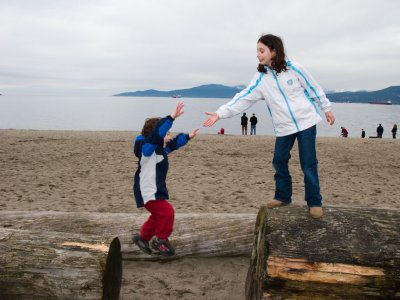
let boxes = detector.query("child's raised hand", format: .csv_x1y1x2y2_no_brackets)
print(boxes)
203,112,219,127
189,128,199,139
171,101,185,119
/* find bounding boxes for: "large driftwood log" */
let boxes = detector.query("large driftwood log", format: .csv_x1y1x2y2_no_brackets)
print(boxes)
0,228,121,300
245,206,400,300
0,211,256,299
0,211,257,260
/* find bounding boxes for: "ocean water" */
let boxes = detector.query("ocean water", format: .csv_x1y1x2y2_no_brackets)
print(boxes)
0,95,399,138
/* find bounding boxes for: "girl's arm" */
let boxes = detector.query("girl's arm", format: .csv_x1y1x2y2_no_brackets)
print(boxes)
288,61,332,113
288,61,335,125
203,73,265,127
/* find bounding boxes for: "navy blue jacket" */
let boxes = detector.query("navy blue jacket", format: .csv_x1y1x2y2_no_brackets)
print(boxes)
133,115,190,208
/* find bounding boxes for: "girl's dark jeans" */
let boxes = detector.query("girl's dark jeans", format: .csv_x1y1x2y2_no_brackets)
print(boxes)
272,125,322,207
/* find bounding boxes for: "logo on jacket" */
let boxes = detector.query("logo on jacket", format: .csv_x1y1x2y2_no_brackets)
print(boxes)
287,79,293,85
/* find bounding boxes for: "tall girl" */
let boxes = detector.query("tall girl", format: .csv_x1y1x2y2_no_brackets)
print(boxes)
203,34,335,218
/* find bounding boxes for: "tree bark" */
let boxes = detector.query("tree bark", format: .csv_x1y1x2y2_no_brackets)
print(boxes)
0,211,148,236
0,228,121,300
245,206,400,300
0,211,257,260
119,212,256,261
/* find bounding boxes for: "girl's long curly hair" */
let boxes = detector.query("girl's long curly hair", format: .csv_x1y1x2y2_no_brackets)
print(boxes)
141,117,161,137
257,34,287,74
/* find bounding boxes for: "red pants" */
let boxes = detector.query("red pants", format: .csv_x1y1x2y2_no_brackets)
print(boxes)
140,200,174,241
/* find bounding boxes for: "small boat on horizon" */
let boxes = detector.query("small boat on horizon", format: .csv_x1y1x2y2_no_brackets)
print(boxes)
172,95,182,98
369,100,392,105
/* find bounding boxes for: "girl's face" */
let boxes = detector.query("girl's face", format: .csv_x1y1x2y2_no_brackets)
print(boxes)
257,42,275,66
163,131,171,148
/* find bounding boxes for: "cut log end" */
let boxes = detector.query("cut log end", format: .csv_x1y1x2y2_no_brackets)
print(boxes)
0,229,123,300
102,237,122,300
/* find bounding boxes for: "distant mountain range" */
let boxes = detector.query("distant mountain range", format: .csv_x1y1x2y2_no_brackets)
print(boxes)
113,84,400,105
326,86,400,104
113,84,245,99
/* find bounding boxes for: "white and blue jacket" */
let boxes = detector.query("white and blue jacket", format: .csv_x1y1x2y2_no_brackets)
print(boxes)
133,115,190,208
216,61,332,137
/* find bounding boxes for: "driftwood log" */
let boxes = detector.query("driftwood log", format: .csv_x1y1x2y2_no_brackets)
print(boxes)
245,206,400,300
0,228,121,300
0,211,256,299
0,211,149,236
120,212,256,261
0,211,257,260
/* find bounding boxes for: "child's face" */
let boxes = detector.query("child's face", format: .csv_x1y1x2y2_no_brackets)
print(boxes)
257,42,275,66
163,131,171,148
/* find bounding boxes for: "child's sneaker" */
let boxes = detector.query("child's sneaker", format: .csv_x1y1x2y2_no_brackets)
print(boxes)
132,234,152,255
150,237,175,256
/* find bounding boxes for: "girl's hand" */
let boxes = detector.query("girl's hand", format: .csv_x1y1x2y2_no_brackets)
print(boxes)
189,128,200,139
325,111,335,125
203,112,220,127
171,101,184,119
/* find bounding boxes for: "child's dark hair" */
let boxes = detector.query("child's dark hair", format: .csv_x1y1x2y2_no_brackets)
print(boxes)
257,34,287,74
141,117,161,137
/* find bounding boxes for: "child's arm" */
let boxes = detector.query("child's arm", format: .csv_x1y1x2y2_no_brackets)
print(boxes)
165,128,199,154
138,102,185,157
134,116,174,157
144,117,173,156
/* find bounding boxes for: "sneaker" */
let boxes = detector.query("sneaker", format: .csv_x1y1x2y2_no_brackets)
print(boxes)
267,199,289,209
150,237,175,257
309,207,323,219
132,234,152,255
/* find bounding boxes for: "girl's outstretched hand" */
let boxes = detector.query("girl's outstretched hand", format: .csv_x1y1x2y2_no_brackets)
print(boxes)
171,101,184,119
203,112,219,127
189,128,199,139
325,111,335,125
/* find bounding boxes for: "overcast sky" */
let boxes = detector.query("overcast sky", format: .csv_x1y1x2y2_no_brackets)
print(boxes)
1,0,399,96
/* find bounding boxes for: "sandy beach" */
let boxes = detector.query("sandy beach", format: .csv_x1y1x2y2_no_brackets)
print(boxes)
1,129,400,299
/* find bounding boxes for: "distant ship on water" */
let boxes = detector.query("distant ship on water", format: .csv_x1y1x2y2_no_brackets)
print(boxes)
369,100,392,105
172,95,182,98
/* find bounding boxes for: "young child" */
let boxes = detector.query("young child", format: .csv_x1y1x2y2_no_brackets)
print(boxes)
203,34,335,218
132,101,198,256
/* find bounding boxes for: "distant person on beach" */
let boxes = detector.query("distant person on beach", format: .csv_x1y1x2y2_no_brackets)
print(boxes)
341,127,348,138
203,34,335,218
377,123,384,138
392,124,397,139
369,124,385,138
241,113,248,135
250,113,258,135
218,128,225,135
361,129,366,138
132,101,199,256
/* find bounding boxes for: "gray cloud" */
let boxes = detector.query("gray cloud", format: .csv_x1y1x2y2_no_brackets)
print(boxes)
0,0,399,95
